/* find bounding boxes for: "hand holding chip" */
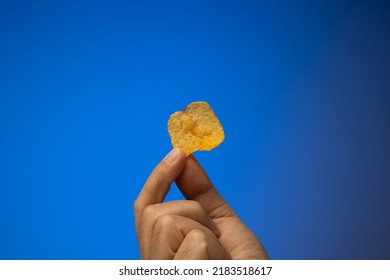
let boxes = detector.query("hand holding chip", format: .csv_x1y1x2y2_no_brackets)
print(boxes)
134,101,268,259
134,149,269,259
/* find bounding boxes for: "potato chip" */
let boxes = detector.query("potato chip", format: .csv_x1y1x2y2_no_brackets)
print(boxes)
168,101,225,156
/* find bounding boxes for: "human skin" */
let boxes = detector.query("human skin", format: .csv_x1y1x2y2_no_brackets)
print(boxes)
134,148,269,260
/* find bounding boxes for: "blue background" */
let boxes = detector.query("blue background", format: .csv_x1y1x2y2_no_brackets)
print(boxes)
1,0,389,259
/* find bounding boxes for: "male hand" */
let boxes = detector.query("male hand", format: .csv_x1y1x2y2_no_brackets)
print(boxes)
134,148,269,259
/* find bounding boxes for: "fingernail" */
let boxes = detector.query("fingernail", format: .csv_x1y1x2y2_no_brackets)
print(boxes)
164,148,180,164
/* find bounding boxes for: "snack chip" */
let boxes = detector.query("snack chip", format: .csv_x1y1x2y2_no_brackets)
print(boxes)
168,101,224,156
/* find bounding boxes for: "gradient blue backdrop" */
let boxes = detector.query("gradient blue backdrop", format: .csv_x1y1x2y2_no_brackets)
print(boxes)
1,0,389,259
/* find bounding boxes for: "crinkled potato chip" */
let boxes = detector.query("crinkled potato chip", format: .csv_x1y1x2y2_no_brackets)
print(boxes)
168,101,225,156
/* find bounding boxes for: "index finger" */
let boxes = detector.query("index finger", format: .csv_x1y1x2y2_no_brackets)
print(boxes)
134,148,186,224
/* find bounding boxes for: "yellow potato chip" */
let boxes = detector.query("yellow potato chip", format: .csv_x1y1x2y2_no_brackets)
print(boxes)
168,101,225,156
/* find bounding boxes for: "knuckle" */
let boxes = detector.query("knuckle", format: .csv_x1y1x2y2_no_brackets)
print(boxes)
142,204,159,220
187,200,203,212
153,215,176,241
187,230,209,253
156,214,176,228
187,229,208,243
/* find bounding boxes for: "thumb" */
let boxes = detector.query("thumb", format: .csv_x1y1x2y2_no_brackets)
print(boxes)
134,148,186,222
175,155,236,219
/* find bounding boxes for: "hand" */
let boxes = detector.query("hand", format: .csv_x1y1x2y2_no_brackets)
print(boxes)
134,148,269,259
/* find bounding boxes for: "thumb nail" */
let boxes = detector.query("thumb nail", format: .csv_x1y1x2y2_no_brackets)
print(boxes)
164,148,180,164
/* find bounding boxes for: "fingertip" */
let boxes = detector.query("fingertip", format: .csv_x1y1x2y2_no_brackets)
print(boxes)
176,148,186,160
136,149,186,210
164,148,185,166
162,148,186,179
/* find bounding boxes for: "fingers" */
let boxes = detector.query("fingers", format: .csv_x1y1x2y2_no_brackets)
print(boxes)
135,149,268,260
174,229,230,260
175,155,236,219
134,148,186,228
138,200,220,259
148,215,229,260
